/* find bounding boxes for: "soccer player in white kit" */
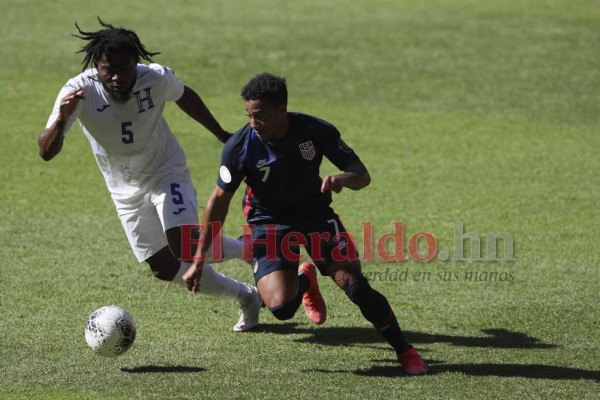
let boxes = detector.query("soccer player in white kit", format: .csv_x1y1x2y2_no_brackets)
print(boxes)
38,18,260,332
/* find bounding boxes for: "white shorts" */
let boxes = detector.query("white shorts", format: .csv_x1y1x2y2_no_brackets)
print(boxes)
114,170,198,262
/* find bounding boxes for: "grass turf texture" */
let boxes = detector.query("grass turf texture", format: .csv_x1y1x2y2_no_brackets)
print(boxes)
1,0,598,398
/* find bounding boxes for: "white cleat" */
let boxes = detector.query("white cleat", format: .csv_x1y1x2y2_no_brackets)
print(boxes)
233,285,261,332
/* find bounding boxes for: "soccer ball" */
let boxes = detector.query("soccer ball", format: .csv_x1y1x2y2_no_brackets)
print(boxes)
85,306,136,357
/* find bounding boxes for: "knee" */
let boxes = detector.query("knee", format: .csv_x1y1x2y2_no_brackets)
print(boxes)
151,267,177,282
146,251,180,282
268,301,299,321
330,261,362,290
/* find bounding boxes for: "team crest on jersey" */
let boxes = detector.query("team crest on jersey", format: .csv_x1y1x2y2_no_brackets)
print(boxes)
299,141,316,160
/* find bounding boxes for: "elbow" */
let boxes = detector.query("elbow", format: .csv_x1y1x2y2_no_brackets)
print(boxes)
360,172,371,189
39,145,51,161
363,172,372,188
39,145,59,162
38,135,62,161
38,145,55,161
347,172,371,191
38,135,50,161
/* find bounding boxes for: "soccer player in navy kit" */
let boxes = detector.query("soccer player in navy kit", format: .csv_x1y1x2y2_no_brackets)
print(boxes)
184,72,427,375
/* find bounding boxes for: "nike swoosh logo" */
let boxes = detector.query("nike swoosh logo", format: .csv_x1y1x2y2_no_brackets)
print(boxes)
96,105,111,112
173,208,187,215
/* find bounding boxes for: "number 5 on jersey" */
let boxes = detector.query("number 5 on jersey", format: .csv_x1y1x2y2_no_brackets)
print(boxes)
121,121,134,144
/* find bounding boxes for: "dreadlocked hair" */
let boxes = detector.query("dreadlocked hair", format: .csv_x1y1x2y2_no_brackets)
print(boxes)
73,17,160,71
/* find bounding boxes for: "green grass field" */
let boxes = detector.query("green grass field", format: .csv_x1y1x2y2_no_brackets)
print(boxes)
1,0,599,398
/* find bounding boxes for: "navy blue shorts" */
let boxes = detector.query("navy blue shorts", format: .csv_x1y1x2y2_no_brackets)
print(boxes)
249,209,359,283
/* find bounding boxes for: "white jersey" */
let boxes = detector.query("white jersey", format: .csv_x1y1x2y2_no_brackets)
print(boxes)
46,63,187,200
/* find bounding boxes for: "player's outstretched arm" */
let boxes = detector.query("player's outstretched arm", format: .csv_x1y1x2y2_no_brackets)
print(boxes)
183,186,236,293
321,159,371,193
38,87,85,161
175,85,232,144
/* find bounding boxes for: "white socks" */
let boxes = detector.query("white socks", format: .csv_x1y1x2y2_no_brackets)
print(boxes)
170,236,253,305
206,236,247,263
173,261,254,305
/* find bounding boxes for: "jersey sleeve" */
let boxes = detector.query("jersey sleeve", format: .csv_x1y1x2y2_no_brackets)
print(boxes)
45,80,82,136
148,63,185,102
216,132,246,192
320,125,360,171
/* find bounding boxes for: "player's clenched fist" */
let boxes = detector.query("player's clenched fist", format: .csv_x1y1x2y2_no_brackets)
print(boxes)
321,175,344,193
183,263,204,294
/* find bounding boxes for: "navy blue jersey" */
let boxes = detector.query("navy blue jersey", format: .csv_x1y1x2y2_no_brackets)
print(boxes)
217,112,360,223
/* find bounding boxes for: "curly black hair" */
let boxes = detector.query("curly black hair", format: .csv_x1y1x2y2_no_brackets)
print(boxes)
73,17,160,71
241,72,288,106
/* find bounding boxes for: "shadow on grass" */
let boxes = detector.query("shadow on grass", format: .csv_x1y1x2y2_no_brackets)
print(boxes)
255,323,556,349
346,362,600,381
121,365,205,374
266,324,600,381
408,328,557,349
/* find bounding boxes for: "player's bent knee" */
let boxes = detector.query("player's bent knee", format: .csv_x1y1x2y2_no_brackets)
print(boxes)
150,267,177,282
146,248,180,282
268,301,299,320
328,261,362,290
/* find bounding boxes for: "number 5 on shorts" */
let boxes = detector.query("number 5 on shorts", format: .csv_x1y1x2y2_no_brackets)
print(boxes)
170,183,184,204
